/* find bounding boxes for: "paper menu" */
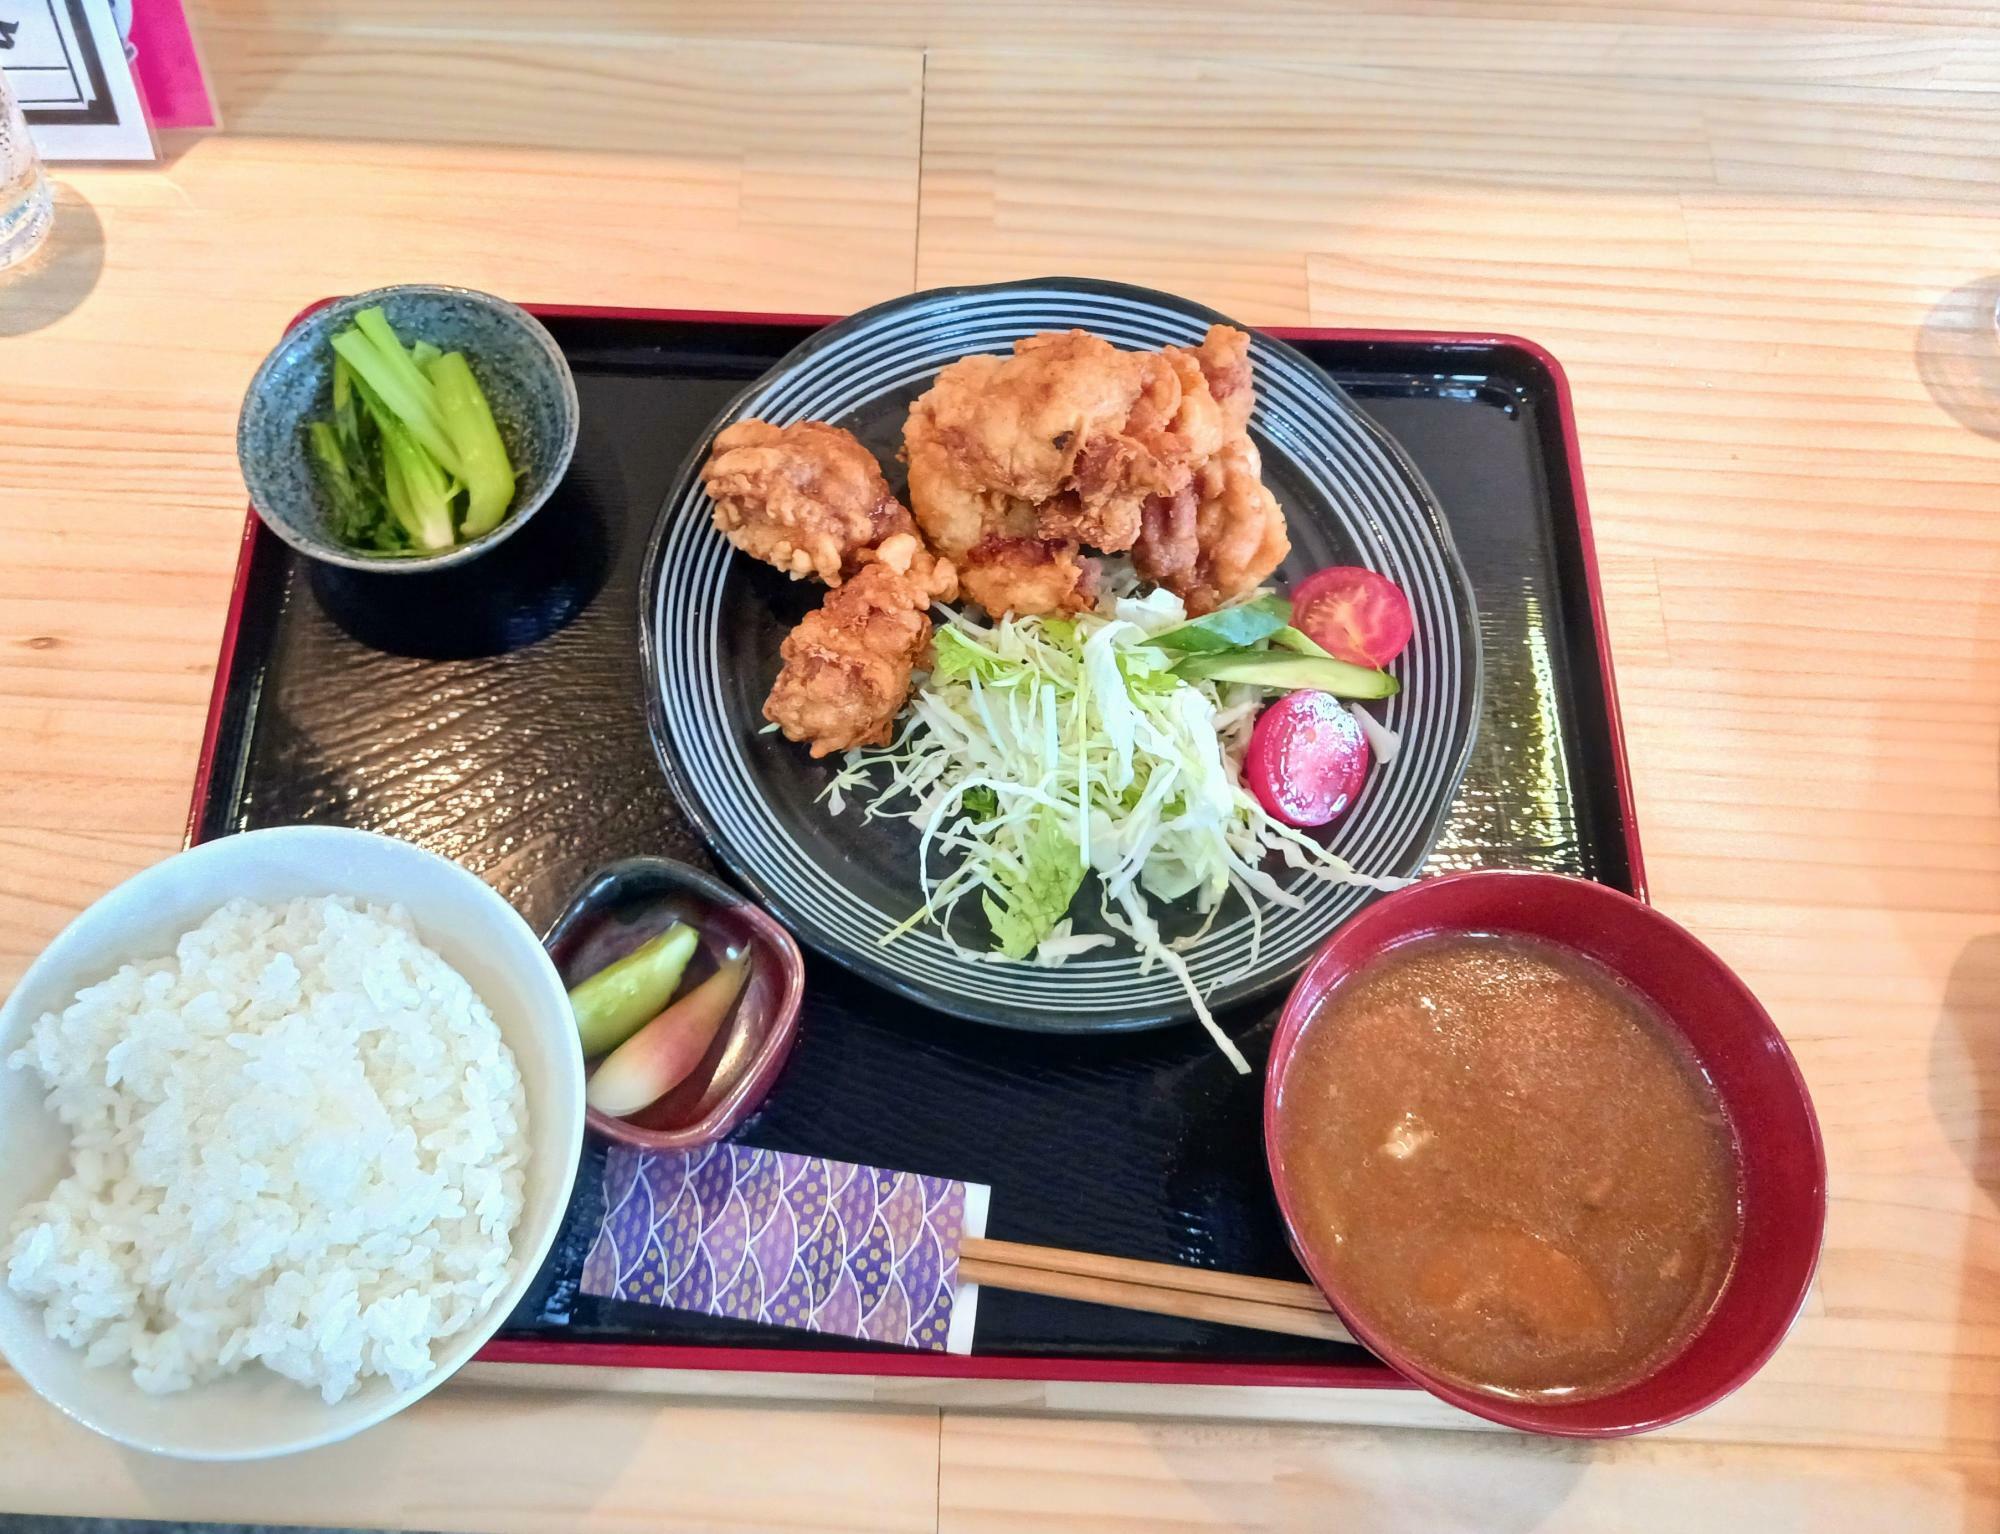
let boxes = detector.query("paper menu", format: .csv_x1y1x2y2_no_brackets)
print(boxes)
2,0,153,160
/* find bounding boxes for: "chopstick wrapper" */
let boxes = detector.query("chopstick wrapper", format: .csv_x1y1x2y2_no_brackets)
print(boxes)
579,1142,990,1353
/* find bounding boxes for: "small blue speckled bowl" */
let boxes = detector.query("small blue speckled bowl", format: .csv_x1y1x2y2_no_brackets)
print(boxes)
237,284,580,572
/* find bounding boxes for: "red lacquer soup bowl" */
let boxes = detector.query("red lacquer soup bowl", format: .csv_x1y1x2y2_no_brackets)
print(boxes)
1264,870,1825,1436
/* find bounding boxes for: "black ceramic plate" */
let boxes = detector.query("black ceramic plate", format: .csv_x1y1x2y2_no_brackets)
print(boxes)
642,279,1481,1032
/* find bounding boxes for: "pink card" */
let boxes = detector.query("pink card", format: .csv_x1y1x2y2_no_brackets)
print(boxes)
130,0,213,130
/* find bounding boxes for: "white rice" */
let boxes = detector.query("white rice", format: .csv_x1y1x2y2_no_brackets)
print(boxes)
5,896,529,1403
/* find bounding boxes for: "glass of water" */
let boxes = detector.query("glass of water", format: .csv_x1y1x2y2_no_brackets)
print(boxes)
0,70,54,271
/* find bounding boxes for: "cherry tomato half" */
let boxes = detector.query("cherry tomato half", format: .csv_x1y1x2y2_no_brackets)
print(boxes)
1290,566,1413,670
1246,690,1370,829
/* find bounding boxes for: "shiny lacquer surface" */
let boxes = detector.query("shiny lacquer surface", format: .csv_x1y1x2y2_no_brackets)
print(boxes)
193,311,1636,1377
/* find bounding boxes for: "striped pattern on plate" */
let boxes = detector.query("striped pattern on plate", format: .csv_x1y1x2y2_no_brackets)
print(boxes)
642,279,1480,1032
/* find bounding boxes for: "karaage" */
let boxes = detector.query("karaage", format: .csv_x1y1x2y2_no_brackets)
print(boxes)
702,419,916,585
762,561,935,757
708,321,1292,761
854,529,959,602
1134,435,1290,615
904,393,1098,616
1132,327,1289,613
914,330,1221,555
1181,323,1255,437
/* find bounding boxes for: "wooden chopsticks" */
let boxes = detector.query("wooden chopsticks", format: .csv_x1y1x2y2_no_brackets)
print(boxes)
958,1236,1354,1345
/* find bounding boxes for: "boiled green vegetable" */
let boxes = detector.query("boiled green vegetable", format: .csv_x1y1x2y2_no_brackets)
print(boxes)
329,315,460,477
427,350,516,536
303,307,519,557
305,421,381,547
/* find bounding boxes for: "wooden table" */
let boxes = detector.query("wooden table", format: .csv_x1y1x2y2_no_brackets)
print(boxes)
4,2,1998,1528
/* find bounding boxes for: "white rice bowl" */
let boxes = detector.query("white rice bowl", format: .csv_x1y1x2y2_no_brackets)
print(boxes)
0,826,584,1459
8,896,528,1404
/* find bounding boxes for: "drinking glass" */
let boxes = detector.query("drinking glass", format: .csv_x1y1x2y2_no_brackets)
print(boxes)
0,71,54,271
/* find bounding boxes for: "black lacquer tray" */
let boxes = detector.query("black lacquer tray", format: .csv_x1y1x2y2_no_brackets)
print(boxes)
190,304,1641,1393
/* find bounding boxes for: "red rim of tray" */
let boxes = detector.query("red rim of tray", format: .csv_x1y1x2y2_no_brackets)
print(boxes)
189,303,1644,1396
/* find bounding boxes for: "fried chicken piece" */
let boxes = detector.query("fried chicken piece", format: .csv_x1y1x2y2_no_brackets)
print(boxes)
1132,482,1200,595
1173,435,1292,615
762,562,934,758
960,531,1102,617
1043,344,1230,553
702,419,916,585
1156,345,1230,466
1133,328,1290,614
854,529,959,603
1182,324,1255,438
1032,347,1189,553
919,334,1144,504
894,321,1279,619
904,395,1098,616
916,331,1215,556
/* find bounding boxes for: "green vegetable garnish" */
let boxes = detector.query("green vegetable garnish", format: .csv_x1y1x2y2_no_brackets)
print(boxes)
1151,599,1397,697
427,350,516,537
305,421,383,549
1270,625,1332,657
303,307,519,557
1170,649,1399,698
982,808,1086,960
961,786,999,820
330,312,462,477
376,403,456,551
825,594,1398,1074
1150,594,1291,652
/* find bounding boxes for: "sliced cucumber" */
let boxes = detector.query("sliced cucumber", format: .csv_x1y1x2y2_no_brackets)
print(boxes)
1172,649,1399,699
1270,625,1332,658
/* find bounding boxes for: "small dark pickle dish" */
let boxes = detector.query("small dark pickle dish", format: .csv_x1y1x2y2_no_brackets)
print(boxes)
544,857,804,1150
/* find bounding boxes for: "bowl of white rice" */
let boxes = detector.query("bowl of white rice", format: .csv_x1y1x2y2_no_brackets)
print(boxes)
0,825,585,1460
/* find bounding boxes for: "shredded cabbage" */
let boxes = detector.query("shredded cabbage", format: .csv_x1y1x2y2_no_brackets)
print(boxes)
825,592,1393,1073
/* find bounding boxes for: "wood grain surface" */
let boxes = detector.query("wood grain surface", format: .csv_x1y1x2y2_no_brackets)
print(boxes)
2,1,1998,1528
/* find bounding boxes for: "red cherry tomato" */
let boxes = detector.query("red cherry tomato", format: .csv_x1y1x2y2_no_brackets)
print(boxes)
1245,691,1370,829
1290,566,1414,669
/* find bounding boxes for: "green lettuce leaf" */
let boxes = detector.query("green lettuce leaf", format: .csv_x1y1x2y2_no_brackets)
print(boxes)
981,808,1085,959
932,626,1013,683
1150,594,1291,652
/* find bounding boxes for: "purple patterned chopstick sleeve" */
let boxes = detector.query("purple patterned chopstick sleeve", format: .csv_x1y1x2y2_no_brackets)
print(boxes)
578,1142,991,1353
